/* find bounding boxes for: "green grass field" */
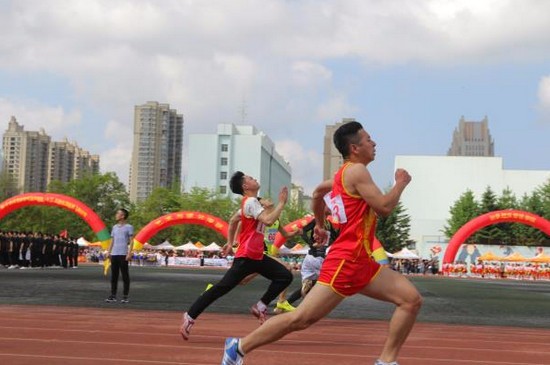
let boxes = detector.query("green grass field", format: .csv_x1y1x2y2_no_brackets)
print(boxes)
1,265,549,328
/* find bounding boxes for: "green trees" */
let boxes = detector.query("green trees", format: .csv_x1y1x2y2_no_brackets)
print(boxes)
444,179,550,246
0,171,18,201
0,172,130,239
130,187,239,245
0,172,417,249
443,190,479,239
375,201,411,253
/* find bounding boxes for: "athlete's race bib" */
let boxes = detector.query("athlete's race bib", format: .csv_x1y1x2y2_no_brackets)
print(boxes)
323,192,348,223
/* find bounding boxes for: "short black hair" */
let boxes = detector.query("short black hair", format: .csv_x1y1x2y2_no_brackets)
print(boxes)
118,208,129,219
333,121,364,159
229,171,245,195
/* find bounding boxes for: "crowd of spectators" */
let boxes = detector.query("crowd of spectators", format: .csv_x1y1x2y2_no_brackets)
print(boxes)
82,245,305,270
442,261,550,280
389,258,439,275
0,230,80,269
7,232,547,281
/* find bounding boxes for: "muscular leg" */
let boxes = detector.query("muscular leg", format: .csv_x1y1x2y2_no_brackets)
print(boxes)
187,258,255,319
361,267,423,363
256,256,293,306
240,284,343,354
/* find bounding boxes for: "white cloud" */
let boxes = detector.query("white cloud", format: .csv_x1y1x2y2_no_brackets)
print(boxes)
316,95,358,123
1,0,550,186
537,76,550,122
0,97,81,138
291,61,332,87
275,139,323,195
100,144,132,185
1,1,548,134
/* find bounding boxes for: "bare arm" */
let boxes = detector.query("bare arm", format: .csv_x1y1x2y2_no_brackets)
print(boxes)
311,179,333,243
257,186,288,226
226,211,241,247
277,224,301,240
126,234,134,261
347,164,411,217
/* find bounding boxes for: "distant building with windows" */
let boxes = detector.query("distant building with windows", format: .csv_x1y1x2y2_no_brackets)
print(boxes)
323,118,356,180
448,116,494,157
49,138,100,183
186,124,291,198
129,101,184,202
2,116,100,193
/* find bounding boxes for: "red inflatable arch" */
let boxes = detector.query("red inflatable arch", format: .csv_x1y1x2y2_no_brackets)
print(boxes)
133,211,229,249
443,210,550,264
0,192,111,243
273,215,389,264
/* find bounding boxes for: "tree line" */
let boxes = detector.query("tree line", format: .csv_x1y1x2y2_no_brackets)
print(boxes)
0,172,309,246
2,169,546,250
444,180,550,246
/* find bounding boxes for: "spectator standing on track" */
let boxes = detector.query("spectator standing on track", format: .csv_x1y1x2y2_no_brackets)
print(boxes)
105,208,134,304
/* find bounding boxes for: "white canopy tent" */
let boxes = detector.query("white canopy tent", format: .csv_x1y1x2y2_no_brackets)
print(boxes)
292,247,310,255
76,237,90,247
277,245,292,254
391,247,420,260
175,242,200,251
201,242,222,252
153,241,175,250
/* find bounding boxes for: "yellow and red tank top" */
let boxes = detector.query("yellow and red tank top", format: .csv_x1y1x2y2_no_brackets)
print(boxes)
324,162,377,261
235,197,265,260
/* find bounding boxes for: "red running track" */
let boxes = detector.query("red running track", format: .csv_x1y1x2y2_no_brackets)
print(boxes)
0,305,549,364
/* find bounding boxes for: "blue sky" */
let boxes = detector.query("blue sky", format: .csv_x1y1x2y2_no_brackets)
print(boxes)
0,0,549,194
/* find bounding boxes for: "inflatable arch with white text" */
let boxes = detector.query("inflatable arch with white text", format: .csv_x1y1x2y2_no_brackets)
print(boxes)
443,210,550,264
133,211,229,250
0,193,111,245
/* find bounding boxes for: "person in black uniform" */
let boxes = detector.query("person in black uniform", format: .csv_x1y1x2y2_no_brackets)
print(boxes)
0,231,8,268
9,232,21,269
31,232,44,268
284,218,339,306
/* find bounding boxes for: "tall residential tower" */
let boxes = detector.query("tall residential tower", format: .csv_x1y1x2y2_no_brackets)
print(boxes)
2,116,100,192
129,101,183,202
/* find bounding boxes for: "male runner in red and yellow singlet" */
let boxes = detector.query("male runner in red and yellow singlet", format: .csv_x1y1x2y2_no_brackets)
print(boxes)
221,121,422,365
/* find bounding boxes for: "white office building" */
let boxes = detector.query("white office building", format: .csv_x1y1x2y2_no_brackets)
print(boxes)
394,155,550,254
187,124,291,198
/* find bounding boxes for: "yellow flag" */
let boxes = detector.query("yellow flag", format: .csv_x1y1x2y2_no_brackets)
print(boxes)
132,239,143,251
100,238,112,250
103,258,111,276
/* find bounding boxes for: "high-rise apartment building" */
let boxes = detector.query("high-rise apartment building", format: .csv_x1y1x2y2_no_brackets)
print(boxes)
323,118,355,180
49,138,100,183
186,124,291,198
129,101,183,202
447,116,494,157
2,116,100,192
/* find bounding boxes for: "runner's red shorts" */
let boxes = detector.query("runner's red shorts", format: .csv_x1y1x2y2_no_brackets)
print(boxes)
318,255,381,297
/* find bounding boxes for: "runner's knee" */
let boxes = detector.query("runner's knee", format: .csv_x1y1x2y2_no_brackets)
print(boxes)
279,269,293,285
287,311,319,331
402,290,423,314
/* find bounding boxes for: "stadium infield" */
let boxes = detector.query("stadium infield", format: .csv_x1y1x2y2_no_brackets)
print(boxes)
1,265,550,364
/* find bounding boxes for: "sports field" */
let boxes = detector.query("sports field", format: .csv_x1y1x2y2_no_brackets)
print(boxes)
1,265,550,364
